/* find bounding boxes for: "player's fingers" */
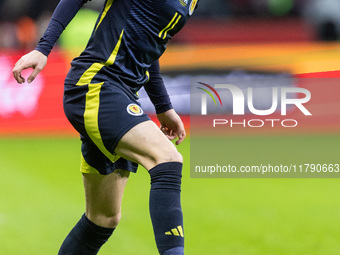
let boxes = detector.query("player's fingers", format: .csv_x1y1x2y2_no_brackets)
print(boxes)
160,125,170,135
160,126,177,140
167,129,177,139
19,74,25,84
12,66,25,84
175,125,186,145
13,57,32,84
176,130,186,145
166,133,177,141
27,65,42,84
160,125,167,135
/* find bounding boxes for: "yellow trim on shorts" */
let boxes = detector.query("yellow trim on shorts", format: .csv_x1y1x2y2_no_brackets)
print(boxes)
83,82,121,164
80,154,100,174
77,28,125,173
76,29,124,86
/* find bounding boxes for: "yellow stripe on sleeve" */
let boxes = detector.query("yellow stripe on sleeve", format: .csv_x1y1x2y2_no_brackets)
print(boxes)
159,13,181,39
161,14,182,40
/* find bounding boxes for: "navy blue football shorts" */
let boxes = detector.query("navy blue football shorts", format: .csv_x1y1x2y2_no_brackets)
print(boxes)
63,82,150,175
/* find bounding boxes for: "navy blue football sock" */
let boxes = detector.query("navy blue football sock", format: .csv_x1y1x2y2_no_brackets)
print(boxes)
162,247,185,254
149,162,184,254
58,213,114,255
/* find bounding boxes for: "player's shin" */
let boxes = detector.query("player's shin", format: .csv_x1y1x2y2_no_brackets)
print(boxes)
148,162,184,254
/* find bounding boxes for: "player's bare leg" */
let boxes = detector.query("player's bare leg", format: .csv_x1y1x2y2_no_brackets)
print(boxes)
115,120,184,255
58,170,129,255
83,169,130,228
115,120,183,169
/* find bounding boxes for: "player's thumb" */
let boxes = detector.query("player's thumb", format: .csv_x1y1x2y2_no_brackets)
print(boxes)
27,66,42,84
176,131,186,145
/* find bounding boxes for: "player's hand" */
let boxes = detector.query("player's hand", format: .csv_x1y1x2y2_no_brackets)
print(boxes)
157,109,186,145
12,50,47,84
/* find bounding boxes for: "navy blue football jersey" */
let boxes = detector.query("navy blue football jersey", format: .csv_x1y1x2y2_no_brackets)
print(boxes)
64,0,199,95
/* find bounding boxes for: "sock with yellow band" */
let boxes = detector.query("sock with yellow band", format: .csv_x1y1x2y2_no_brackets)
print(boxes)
148,162,184,255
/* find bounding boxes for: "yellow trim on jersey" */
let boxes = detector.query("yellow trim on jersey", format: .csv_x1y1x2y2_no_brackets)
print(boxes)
146,70,150,81
83,82,120,163
159,13,178,38
80,154,100,174
76,29,124,86
95,0,115,31
164,15,181,39
159,12,182,40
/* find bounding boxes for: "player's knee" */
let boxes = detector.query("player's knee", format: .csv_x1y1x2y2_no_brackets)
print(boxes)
88,211,122,229
142,144,183,169
167,149,183,164
152,149,182,167
105,212,121,228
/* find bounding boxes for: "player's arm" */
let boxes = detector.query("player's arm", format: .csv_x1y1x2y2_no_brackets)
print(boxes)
13,0,89,84
144,60,186,145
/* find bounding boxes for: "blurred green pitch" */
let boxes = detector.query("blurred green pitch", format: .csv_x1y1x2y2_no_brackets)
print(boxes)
1,135,340,255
